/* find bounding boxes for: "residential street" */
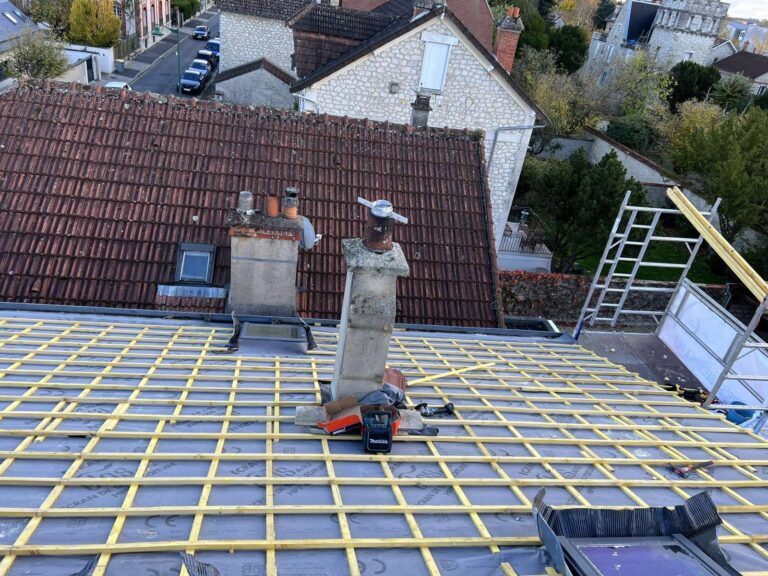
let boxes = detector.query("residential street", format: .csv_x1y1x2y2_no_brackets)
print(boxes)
129,11,220,96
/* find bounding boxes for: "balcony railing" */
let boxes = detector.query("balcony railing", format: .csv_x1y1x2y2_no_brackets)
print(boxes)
500,207,552,256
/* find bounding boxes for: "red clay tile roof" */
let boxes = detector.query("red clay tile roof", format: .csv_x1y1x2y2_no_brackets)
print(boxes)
714,51,768,79
290,4,399,77
0,81,502,328
218,0,310,20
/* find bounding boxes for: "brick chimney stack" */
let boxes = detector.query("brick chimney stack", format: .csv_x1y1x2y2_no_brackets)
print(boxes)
413,0,439,17
227,188,307,317
330,198,410,401
495,6,524,73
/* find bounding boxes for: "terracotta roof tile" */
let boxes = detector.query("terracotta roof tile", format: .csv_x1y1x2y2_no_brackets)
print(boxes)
0,81,502,328
217,0,310,20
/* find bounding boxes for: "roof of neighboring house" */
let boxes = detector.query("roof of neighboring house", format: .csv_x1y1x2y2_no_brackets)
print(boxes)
0,80,502,327
215,57,295,84
0,1,34,50
714,50,768,79
0,307,764,574
217,0,310,20
290,3,397,41
343,0,494,50
291,6,547,122
290,3,400,77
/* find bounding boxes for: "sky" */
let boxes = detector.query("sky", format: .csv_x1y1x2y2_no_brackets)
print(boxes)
727,0,768,20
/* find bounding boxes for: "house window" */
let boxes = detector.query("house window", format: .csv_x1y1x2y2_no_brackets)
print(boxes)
758,85,766,96
175,243,216,284
684,51,694,61
598,71,608,86
606,45,615,62
419,42,451,93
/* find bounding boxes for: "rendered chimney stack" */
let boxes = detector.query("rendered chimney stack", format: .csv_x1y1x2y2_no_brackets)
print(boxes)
494,6,524,73
227,188,305,317
330,198,410,401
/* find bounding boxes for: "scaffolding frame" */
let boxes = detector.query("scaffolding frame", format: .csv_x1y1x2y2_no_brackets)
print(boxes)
576,187,768,426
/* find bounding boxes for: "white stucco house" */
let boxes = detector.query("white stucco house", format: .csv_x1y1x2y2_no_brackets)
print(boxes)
290,2,548,249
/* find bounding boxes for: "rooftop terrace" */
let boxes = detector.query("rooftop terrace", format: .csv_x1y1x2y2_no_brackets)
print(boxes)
0,309,766,574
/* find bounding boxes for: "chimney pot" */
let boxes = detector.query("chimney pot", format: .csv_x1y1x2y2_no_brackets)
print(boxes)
238,191,254,212
282,187,299,220
266,190,280,217
357,198,408,254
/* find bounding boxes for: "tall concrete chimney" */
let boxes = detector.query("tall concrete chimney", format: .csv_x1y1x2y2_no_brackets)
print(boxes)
331,198,410,401
495,6,524,73
227,188,307,317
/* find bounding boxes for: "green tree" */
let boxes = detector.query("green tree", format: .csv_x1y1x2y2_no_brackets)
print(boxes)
7,31,68,79
593,0,615,30
30,0,71,38
659,100,724,171
756,91,768,111
670,108,768,239
600,51,671,116
512,48,602,139
607,114,658,153
513,1,551,52
712,74,753,112
519,150,646,272
668,60,721,111
68,0,121,47
549,24,588,73
172,0,199,21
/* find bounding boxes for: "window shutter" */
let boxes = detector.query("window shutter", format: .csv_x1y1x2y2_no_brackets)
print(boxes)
419,42,451,92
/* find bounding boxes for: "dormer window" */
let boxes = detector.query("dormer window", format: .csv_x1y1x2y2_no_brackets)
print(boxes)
175,243,215,284
418,31,458,93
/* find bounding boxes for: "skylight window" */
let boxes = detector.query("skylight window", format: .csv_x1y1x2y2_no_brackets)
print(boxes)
175,243,215,284
4,12,18,24
558,535,734,576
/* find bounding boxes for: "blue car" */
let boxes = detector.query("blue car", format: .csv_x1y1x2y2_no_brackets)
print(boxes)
188,59,212,83
179,69,205,95
206,38,220,57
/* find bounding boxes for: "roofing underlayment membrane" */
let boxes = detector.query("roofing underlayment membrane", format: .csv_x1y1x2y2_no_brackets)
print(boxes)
0,310,766,575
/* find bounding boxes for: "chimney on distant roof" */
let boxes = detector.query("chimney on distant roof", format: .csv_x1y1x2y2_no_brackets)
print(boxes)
330,198,410,401
495,6,524,73
227,188,316,317
413,0,440,17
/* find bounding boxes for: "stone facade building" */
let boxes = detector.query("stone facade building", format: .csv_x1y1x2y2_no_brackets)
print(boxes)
586,0,735,83
291,4,546,248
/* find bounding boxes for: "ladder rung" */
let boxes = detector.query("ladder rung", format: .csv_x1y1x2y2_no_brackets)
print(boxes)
631,225,652,229
638,262,687,269
624,241,645,246
613,273,632,278
599,303,620,308
618,258,638,262
594,317,616,322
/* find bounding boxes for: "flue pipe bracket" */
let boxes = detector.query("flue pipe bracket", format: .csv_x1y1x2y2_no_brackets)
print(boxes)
357,197,408,253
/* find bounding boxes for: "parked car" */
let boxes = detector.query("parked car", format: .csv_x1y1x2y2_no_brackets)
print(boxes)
179,69,205,95
206,38,220,57
104,81,132,91
188,59,212,83
196,49,218,68
193,25,209,40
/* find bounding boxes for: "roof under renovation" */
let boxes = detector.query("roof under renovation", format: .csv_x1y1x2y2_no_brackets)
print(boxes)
0,309,767,574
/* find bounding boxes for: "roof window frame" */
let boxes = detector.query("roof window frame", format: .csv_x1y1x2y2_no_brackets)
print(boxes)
557,534,734,576
175,242,216,285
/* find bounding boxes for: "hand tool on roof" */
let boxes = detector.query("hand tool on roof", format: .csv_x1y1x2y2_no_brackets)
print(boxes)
667,460,714,479
362,410,393,453
414,402,455,417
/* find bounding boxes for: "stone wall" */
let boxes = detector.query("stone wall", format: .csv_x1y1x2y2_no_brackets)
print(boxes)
219,12,294,74
302,18,535,247
217,68,293,107
500,270,727,327
649,27,721,66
